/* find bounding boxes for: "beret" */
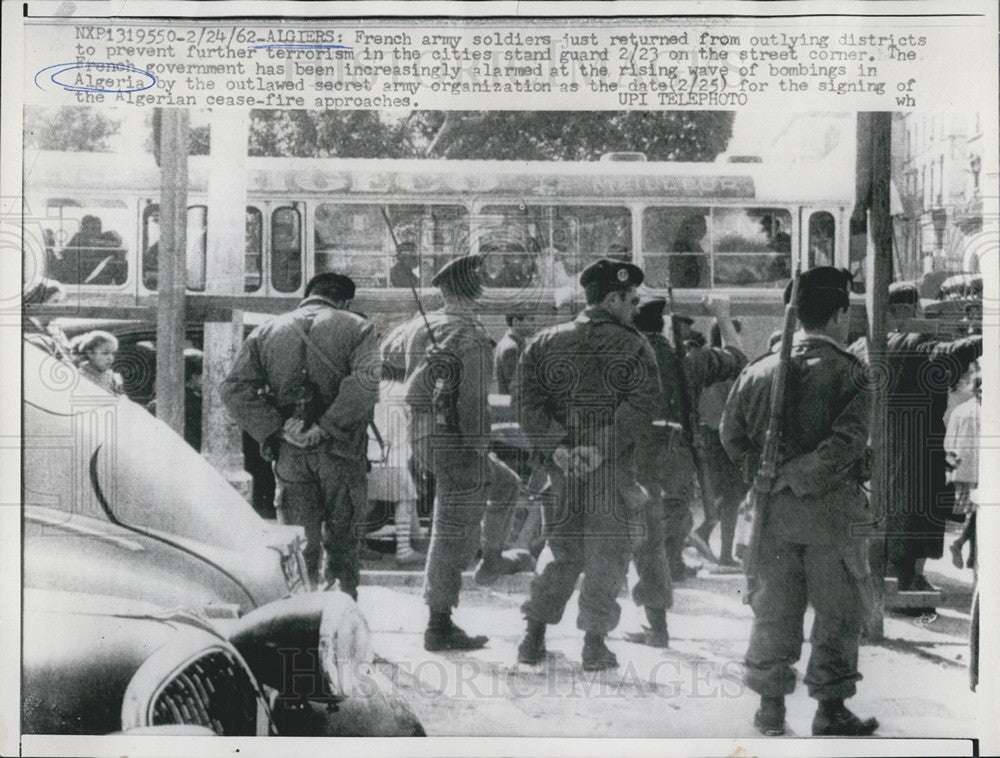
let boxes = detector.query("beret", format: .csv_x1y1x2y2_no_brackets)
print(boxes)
431,254,483,295
888,281,919,305
783,266,853,305
579,257,644,288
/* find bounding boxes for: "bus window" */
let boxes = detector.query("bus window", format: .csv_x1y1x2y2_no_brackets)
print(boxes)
315,203,469,287
142,204,261,292
808,211,835,268
271,206,302,293
643,206,791,288
478,205,631,287
642,207,711,288
186,206,208,291
712,208,791,288
245,207,263,292
43,198,129,286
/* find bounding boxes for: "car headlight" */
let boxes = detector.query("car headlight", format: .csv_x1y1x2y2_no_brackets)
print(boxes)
226,591,376,703
318,591,374,699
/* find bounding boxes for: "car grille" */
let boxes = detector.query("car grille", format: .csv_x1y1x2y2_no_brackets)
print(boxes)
152,650,260,735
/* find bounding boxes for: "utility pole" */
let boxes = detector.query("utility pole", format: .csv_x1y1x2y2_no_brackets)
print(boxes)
154,109,189,438
857,112,893,641
201,109,252,498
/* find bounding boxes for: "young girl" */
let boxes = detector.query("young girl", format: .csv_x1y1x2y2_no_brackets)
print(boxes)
71,330,124,395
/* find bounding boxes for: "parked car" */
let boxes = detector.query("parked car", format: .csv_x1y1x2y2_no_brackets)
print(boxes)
22,341,424,736
23,588,422,736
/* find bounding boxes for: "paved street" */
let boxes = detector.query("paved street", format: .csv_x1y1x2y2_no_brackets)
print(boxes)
357,542,978,739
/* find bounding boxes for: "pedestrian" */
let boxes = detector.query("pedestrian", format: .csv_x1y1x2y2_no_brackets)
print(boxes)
389,254,521,651
693,320,746,568
70,330,124,395
221,272,380,599
720,266,878,736
625,296,745,647
513,258,660,671
874,282,982,592
946,371,980,570
494,313,534,396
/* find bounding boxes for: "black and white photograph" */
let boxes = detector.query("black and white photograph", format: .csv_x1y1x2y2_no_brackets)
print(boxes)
3,2,998,756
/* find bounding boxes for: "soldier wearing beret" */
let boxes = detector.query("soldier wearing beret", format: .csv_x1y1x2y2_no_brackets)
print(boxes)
720,266,878,736
222,272,380,599
513,258,661,671
625,295,746,647
384,255,522,651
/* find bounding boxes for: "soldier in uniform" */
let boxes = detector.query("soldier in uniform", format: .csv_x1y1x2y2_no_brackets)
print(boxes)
222,273,380,599
625,296,746,647
385,255,521,651
513,258,660,671
720,266,879,736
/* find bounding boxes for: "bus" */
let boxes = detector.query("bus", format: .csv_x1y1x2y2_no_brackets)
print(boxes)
23,150,858,356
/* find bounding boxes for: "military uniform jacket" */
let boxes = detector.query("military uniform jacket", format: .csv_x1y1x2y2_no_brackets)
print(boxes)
221,296,380,460
645,332,746,423
512,306,660,462
720,333,871,545
382,304,493,447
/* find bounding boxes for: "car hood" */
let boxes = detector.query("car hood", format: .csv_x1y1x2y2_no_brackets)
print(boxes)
24,342,301,554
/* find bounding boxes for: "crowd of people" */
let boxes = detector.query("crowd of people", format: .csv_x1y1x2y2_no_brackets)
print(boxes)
47,242,981,737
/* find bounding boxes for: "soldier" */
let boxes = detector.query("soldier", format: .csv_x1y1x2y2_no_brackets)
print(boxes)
221,273,380,599
625,296,745,647
514,258,660,671
386,255,521,651
720,266,878,736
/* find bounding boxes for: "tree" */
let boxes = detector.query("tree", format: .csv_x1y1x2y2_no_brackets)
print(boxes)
245,110,734,162
24,106,121,152
249,110,418,158
416,111,735,161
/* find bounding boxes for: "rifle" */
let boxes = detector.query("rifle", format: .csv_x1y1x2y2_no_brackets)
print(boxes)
664,278,714,557
379,207,461,434
741,273,801,595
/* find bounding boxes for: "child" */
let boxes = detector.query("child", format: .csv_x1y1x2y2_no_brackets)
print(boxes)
71,330,124,395
946,372,980,569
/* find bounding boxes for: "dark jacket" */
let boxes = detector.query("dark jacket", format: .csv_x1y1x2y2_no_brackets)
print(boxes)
382,304,494,448
512,306,660,462
720,333,871,545
221,296,380,460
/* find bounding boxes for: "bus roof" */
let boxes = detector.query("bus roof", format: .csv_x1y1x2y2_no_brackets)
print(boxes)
24,150,853,204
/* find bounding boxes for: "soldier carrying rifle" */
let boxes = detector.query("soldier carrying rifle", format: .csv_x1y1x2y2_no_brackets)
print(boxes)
720,266,878,737
386,255,522,651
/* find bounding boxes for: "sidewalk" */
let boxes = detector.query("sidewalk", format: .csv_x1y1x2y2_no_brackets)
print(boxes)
357,542,980,738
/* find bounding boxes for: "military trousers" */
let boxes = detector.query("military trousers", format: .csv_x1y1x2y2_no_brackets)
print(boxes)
275,440,368,600
413,432,520,610
744,536,868,701
522,461,637,635
631,425,694,609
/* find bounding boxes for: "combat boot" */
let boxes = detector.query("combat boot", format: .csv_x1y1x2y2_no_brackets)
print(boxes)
581,632,618,672
424,609,488,652
624,607,670,648
517,620,547,664
753,696,787,736
812,699,879,736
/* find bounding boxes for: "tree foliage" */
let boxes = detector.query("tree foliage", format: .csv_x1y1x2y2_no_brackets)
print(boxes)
416,111,736,161
24,106,121,152
246,110,735,162
249,110,420,158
